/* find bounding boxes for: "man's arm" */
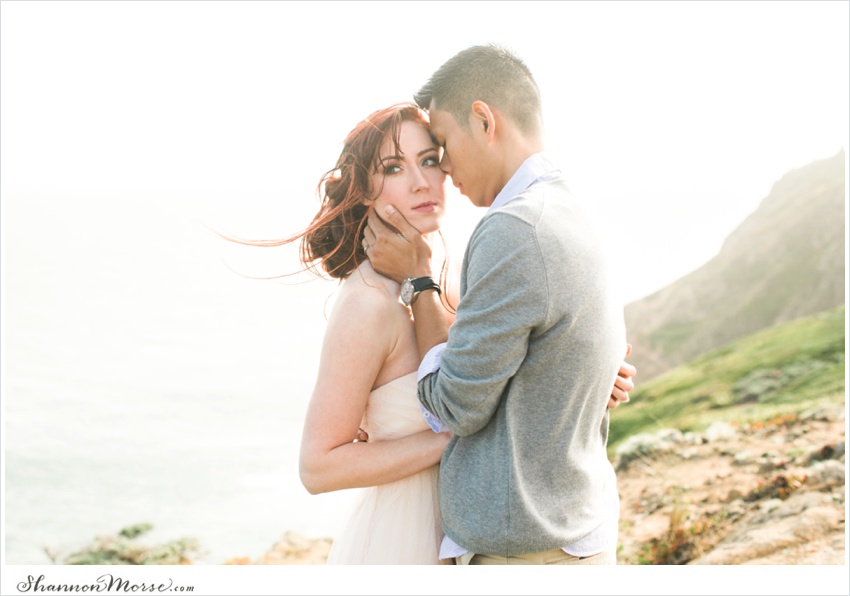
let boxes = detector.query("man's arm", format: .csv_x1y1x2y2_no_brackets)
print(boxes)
409,287,449,361
364,207,447,360
413,212,547,436
369,204,549,437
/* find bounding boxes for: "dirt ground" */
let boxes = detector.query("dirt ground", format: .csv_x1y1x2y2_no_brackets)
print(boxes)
614,408,846,565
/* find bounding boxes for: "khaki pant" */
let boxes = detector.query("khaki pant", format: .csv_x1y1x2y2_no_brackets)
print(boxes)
455,548,616,565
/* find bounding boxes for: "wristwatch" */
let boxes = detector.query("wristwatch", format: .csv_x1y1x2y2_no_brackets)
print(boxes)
400,276,442,306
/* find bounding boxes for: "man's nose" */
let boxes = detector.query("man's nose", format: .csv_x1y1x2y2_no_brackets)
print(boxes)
439,153,452,175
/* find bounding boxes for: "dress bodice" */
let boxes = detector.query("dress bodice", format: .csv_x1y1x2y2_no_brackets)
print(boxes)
360,372,429,442
327,371,445,564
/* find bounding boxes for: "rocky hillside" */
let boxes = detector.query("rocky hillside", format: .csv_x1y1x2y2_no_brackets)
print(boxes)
625,150,845,381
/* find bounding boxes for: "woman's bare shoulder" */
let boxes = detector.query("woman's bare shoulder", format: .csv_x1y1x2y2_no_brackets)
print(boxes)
342,262,400,298
332,262,402,318
323,262,418,388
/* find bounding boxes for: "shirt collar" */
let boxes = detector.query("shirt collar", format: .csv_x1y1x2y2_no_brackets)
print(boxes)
488,152,562,213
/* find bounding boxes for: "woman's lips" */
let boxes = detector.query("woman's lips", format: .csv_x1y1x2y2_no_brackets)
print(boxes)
412,201,437,213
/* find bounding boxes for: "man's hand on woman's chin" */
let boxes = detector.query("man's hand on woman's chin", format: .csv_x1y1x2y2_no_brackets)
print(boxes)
363,206,432,283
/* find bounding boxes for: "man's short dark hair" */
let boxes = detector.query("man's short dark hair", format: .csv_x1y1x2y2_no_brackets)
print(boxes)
414,44,542,134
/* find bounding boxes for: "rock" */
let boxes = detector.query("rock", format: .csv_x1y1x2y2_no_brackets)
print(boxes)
725,489,745,502
800,405,845,422
705,421,736,442
758,498,783,515
813,440,847,462
758,491,830,522
253,532,332,565
656,428,684,444
807,443,838,463
808,460,845,487
614,429,684,470
692,492,841,564
758,460,777,473
733,450,754,465
683,432,706,445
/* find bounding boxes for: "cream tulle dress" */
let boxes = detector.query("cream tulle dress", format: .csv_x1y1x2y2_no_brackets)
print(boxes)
326,372,447,564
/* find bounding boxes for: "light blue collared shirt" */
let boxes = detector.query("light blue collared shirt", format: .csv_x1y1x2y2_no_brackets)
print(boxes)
487,151,561,213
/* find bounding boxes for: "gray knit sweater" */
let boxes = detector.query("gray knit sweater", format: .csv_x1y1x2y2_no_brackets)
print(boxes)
418,176,625,555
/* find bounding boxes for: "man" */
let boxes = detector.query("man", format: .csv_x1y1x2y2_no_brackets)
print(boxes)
363,44,632,565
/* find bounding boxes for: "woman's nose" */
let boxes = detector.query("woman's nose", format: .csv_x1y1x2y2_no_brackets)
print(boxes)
411,166,430,191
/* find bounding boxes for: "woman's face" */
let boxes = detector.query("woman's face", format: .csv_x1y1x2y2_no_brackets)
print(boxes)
369,120,446,235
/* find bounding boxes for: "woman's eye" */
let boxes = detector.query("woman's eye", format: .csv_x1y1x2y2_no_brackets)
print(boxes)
384,164,402,175
423,156,439,167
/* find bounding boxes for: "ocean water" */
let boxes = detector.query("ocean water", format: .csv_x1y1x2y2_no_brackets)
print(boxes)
3,192,361,564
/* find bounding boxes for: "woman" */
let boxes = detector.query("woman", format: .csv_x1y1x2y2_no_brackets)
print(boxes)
297,104,455,564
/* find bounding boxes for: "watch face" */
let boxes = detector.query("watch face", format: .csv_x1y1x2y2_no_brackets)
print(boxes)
401,279,414,305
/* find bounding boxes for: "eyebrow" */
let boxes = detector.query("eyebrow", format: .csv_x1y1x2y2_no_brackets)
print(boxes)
378,147,438,163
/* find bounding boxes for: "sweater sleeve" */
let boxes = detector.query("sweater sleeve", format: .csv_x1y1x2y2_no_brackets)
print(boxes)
418,212,547,437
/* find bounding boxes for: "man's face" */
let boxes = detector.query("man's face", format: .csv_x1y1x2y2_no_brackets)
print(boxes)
428,105,492,208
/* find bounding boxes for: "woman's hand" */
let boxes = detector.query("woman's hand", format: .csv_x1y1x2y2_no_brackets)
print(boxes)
608,344,636,409
429,430,453,462
355,428,451,460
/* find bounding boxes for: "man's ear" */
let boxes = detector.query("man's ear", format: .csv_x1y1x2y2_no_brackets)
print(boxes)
470,100,496,142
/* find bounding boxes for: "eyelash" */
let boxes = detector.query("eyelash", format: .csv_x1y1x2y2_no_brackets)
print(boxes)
383,156,439,175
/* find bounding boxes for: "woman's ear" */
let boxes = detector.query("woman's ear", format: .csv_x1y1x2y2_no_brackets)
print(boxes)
362,181,378,206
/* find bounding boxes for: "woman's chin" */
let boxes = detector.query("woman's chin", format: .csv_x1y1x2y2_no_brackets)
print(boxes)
412,214,445,236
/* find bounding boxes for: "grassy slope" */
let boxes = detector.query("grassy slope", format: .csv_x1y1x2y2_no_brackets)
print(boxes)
608,305,846,456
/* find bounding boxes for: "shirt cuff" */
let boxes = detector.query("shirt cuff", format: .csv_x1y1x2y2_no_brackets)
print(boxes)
420,403,449,433
439,535,468,559
418,343,448,433
417,343,446,381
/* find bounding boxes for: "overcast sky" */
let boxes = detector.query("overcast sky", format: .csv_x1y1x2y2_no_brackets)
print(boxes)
3,1,847,303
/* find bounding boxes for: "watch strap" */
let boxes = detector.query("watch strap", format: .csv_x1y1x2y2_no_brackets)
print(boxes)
410,276,442,296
